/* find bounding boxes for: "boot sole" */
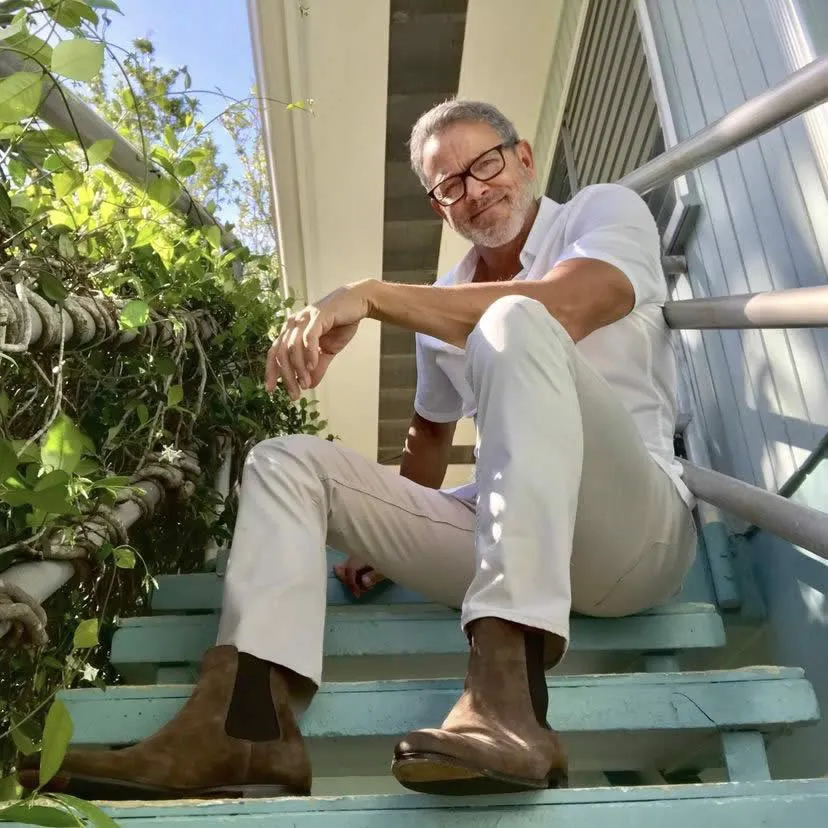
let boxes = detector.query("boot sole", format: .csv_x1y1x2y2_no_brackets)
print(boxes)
392,751,568,796
26,770,310,800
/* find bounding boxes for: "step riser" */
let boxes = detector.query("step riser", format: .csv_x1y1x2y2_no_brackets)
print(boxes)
60,669,818,747
112,606,726,683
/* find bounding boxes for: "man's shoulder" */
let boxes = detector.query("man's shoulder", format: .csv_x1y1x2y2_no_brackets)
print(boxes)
561,183,652,224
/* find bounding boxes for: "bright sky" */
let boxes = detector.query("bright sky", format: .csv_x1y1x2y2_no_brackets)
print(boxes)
101,0,257,221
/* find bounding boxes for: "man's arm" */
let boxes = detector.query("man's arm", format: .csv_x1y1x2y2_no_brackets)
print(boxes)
400,412,456,489
359,257,634,349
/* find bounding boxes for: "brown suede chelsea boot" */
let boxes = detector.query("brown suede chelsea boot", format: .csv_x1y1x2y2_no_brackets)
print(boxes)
18,645,312,799
392,617,569,795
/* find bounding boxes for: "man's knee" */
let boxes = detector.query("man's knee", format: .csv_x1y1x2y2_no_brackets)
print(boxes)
243,434,330,483
467,295,571,361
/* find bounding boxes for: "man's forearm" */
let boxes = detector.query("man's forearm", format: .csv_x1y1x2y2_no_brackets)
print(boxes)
361,278,546,349
355,258,634,348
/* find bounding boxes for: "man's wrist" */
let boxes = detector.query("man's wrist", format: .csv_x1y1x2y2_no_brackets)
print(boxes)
350,277,384,320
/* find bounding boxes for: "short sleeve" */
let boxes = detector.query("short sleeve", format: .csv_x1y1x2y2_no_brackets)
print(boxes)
555,183,665,307
413,332,464,423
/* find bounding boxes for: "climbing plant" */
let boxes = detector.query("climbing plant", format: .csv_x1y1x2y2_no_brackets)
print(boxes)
0,1,320,821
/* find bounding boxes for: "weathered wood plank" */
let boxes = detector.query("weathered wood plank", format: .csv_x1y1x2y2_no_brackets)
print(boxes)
111,603,725,683
76,778,828,827
59,668,817,748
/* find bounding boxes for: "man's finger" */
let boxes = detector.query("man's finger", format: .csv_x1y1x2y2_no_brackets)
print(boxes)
276,324,302,400
286,324,311,390
302,317,321,373
264,342,280,393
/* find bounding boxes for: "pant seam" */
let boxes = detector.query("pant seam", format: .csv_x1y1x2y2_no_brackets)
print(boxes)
318,474,476,534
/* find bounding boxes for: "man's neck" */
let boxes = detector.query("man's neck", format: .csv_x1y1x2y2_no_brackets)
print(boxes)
475,199,540,281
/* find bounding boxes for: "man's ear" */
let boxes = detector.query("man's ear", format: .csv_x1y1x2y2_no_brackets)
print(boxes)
516,139,536,181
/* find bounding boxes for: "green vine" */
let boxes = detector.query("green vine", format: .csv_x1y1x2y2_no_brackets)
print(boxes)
0,1,322,822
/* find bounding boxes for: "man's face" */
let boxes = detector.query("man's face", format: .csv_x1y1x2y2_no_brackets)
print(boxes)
422,121,537,248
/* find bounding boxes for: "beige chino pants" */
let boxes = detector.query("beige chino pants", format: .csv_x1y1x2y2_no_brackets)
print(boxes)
217,296,698,686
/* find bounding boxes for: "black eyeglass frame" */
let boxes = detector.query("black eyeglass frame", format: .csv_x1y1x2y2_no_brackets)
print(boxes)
426,139,520,206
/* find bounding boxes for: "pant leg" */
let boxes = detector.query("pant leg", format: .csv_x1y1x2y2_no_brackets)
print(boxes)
216,435,477,686
462,295,697,648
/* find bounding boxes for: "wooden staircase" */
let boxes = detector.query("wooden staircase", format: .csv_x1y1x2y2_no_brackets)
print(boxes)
49,548,828,824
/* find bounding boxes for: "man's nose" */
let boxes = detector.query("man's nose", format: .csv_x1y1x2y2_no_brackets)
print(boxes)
465,175,490,202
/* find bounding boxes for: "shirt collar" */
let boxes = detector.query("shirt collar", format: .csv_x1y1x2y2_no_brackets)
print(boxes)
451,196,559,283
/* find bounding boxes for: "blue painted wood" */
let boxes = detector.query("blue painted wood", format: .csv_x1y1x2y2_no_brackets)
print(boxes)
722,730,771,782
645,0,828,780
110,602,726,680
154,542,718,612
699,519,740,609
68,778,828,827
58,668,818,747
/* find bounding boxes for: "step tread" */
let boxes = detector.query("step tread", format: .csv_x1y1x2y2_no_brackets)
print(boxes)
72,779,828,825
151,571,433,610
111,603,726,677
60,668,818,747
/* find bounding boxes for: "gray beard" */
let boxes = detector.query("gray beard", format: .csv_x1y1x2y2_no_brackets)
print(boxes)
457,184,536,248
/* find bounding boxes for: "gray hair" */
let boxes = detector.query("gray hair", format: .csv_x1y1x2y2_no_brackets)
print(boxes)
408,99,519,188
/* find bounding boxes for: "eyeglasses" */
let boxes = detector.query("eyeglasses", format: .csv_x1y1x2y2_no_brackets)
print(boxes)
426,140,519,206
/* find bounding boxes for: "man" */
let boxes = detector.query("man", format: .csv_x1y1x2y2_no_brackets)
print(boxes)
22,100,697,799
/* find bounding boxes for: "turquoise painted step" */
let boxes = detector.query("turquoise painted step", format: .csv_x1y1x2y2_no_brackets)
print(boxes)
151,570,431,612
111,602,726,683
58,779,828,827
59,668,818,775
153,544,719,613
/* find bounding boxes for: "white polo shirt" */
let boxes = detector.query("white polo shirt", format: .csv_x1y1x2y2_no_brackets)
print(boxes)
414,183,692,506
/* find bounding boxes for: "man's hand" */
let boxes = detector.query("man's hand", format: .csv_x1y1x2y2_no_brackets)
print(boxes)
265,282,374,400
333,556,387,598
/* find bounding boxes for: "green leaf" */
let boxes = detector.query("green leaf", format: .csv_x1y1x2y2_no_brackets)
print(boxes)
57,234,75,260
154,355,176,376
43,153,68,172
167,384,183,407
147,176,179,207
0,774,21,800
93,541,112,563
48,210,75,229
74,457,99,476
85,138,113,165
38,271,69,303
40,698,74,787
41,414,84,474
2,31,53,66
31,483,74,515
0,18,25,41
51,38,104,82
47,0,98,27
34,469,70,491
8,157,27,184
163,125,178,151
118,298,149,330
0,390,9,417
0,72,42,122
72,618,98,649
113,546,135,569
52,794,119,828
0,802,78,826
150,234,174,268
175,158,195,177
53,170,82,199
89,0,122,11
10,721,40,756
90,475,130,490
0,439,18,480
205,224,221,251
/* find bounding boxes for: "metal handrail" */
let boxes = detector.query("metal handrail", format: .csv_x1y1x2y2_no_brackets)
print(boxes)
619,55,828,195
0,51,240,251
680,461,828,561
664,285,828,330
